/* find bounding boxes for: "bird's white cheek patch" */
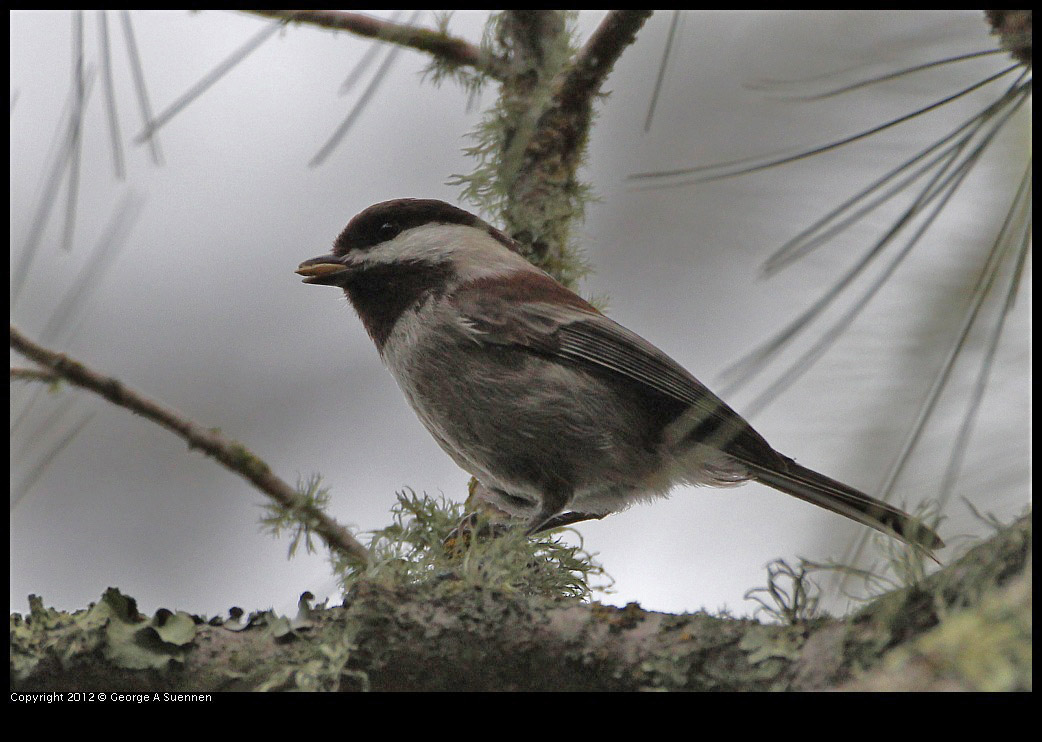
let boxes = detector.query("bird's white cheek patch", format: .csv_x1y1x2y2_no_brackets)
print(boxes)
362,224,536,282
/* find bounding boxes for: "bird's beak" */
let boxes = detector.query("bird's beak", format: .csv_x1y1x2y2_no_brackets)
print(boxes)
296,254,352,285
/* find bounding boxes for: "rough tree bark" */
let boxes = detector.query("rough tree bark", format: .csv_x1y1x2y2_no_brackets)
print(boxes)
10,515,1030,691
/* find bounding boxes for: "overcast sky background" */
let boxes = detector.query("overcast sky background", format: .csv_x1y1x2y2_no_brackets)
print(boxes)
11,10,1030,618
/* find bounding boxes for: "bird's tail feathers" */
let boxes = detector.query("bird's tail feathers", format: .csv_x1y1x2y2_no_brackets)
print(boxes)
746,458,944,559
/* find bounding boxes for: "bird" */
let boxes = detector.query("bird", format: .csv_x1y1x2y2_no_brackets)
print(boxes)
297,198,943,556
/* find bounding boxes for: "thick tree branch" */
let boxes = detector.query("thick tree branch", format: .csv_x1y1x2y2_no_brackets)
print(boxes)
506,10,653,276
558,9,654,112
10,324,369,566
529,9,652,166
500,10,567,73
11,514,1030,691
245,10,508,79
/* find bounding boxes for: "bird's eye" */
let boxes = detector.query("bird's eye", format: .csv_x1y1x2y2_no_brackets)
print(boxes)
378,222,400,240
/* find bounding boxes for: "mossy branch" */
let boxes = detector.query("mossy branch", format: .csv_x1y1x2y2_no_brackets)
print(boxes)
11,513,1029,691
453,11,653,287
507,10,652,277
244,9,509,79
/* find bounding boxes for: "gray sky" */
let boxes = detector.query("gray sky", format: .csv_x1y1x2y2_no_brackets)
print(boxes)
10,10,1030,618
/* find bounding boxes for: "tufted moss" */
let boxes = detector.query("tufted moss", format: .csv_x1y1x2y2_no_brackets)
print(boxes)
332,489,610,601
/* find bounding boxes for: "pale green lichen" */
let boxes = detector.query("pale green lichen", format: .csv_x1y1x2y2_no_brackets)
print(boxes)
421,11,495,100
745,558,824,624
852,562,1031,691
332,489,609,601
259,473,332,558
449,11,595,289
10,588,197,681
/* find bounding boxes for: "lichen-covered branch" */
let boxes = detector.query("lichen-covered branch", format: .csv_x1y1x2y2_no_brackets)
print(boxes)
245,9,508,79
557,9,655,115
455,11,653,287
507,10,652,278
11,514,1029,691
10,324,369,567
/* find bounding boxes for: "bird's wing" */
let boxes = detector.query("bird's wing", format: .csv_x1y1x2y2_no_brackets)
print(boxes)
452,286,768,457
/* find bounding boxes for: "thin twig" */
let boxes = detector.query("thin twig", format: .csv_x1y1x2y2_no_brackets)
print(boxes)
246,9,507,79
9,325,370,566
11,368,62,384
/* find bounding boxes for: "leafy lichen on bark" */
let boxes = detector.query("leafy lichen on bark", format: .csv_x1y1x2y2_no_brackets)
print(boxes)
10,514,1029,691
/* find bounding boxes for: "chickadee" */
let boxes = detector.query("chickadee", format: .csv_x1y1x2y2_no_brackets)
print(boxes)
297,199,943,554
